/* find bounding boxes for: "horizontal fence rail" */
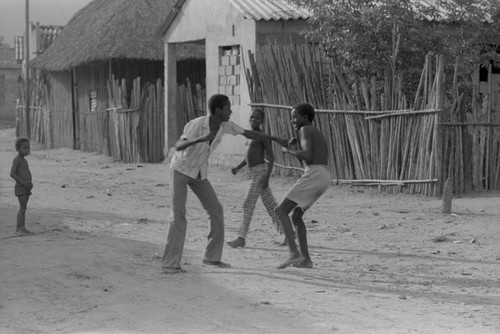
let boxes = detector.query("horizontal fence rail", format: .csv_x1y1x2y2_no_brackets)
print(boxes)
245,44,447,196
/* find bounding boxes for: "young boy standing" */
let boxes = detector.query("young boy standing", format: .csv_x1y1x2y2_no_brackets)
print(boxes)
10,137,34,235
227,108,283,248
275,103,330,269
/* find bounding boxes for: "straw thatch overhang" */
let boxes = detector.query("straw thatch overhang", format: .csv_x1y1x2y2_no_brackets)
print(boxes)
31,0,204,71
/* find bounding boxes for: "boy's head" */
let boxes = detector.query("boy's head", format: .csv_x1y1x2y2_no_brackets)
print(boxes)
249,108,265,130
15,137,30,156
208,94,230,115
292,103,315,122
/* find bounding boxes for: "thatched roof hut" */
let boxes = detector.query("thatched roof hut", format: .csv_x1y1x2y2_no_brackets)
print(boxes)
31,0,203,71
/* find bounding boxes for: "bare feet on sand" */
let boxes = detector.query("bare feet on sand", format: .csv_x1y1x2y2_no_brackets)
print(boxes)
15,229,34,236
277,254,305,269
292,259,313,268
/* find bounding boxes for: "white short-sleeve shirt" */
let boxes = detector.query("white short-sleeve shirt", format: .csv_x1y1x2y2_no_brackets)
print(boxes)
170,116,244,179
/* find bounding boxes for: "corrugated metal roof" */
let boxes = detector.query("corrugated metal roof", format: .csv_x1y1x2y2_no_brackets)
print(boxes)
229,0,312,21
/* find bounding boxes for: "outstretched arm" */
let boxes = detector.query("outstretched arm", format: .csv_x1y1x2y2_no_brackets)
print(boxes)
242,130,287,147
232,159,247,175
174,131,216,151
281,127,313,164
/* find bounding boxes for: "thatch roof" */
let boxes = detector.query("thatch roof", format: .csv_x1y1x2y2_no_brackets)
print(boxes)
32,0,204,71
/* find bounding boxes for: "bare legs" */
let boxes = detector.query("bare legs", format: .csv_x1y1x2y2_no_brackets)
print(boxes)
291,207,313,268
275,199,307,268
16,195,32,235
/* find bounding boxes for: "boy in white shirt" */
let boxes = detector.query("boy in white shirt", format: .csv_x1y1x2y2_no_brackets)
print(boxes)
161,94,287,274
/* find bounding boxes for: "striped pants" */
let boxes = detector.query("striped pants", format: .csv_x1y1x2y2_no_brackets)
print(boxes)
238,163,283,238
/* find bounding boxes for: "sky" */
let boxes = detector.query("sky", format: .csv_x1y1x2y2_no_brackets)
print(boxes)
0,0,92,46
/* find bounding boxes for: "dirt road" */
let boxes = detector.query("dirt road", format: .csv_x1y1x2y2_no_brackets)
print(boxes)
1,125,499,334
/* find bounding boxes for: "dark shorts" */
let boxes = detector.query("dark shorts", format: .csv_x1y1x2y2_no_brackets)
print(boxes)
15,184,31,197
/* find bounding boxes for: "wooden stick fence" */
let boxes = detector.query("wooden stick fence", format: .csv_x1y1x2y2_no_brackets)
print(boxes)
16,73,53,147
17,70,164,163
107,76,165,163
248,44,500,196
245,44,447,196
176,78,206,136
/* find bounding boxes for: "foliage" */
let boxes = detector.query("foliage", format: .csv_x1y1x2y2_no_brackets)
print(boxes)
289,0,500,99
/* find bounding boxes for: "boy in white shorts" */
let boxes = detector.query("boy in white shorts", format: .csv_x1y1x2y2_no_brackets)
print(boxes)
275,103,330,269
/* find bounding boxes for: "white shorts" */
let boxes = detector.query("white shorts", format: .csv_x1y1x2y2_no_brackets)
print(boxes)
284,165,330,209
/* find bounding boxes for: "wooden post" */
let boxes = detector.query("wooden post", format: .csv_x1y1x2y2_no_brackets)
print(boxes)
441,177,453,213
25,0,31,139
433,55,445,197
165,43,177,149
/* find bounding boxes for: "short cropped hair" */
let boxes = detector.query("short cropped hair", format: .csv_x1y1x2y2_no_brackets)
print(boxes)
208,94,230,115
252,108,265,120
15,137,29,151
293,103,315,122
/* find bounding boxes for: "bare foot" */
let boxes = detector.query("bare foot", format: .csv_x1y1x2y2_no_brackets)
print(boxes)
15,229,34,236
292,259,313,268
227,237,245,248
277,254,305,269
162,267,186,274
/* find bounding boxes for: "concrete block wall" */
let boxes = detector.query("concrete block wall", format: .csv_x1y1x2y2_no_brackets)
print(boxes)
218,46,240,107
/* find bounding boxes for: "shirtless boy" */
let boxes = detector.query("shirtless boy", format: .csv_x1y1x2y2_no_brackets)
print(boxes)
10,137,34,235
227,108,283,248
275,103,330,269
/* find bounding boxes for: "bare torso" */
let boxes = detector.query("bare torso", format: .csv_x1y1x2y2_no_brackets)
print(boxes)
245,138,266,167
13,156,32,182
300,125,328,166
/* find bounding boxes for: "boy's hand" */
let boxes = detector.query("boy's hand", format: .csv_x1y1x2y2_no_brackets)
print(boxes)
27,181,33,190
231,167,239,175
287,137,297,147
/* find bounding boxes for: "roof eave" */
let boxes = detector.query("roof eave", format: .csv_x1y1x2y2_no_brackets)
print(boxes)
154,0,187,39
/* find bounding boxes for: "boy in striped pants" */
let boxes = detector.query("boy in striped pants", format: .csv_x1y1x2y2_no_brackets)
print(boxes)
227,108,284,248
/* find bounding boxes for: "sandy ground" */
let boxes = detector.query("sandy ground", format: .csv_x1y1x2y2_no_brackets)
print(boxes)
1,124,499,334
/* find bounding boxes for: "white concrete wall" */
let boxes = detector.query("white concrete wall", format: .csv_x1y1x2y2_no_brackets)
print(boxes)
163,1,309,156
164,0,257,155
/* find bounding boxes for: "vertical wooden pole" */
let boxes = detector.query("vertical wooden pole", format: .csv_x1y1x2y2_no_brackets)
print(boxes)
25,0,31,139
487,64,493,189
165,43,177,149
433,55,445,197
